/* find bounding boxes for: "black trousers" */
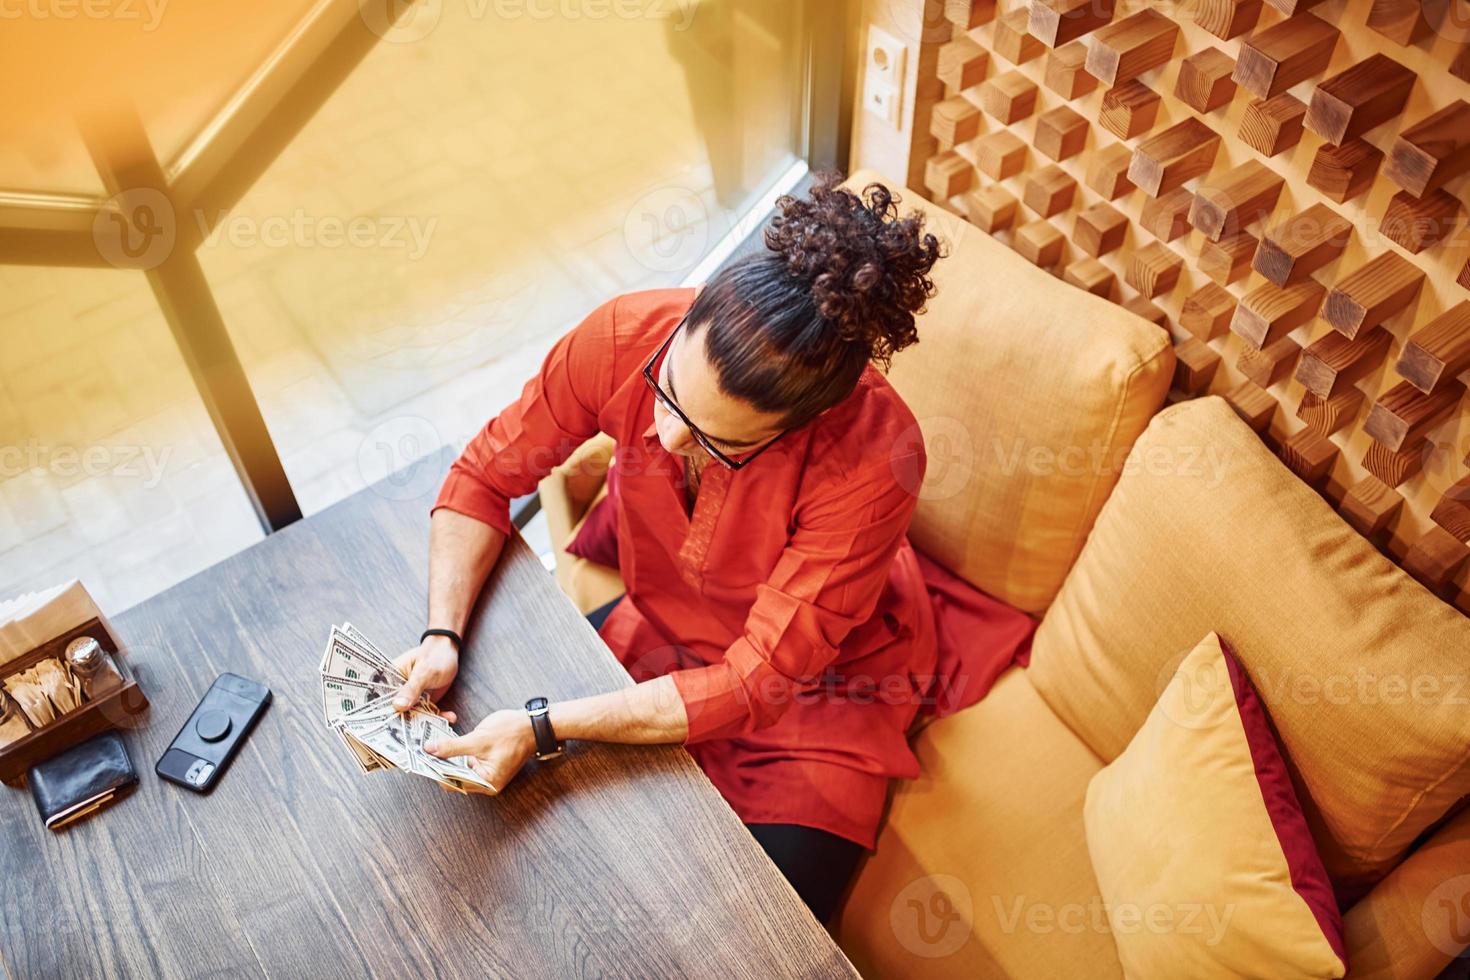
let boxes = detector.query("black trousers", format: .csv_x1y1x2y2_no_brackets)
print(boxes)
585,595,865,922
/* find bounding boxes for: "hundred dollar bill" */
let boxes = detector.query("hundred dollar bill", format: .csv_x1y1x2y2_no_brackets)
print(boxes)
323,627,403,678
321,672,398,728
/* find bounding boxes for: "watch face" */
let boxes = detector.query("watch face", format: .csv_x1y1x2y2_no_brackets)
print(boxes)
525,696,549,713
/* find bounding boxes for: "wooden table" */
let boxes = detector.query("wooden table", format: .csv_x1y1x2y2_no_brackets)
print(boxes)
0,453,859,979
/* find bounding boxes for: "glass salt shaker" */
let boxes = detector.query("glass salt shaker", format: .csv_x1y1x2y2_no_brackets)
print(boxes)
66,636,122,701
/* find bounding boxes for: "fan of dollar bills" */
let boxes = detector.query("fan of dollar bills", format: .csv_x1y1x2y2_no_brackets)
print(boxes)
318,623,495,794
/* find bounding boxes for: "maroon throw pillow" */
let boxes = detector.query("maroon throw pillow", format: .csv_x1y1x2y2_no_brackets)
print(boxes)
565,463,620,569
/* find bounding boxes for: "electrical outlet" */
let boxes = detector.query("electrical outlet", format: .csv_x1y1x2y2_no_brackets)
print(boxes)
868,84,900,127
863,26,907,129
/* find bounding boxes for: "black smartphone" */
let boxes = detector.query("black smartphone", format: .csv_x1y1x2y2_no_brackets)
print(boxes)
156,673,271,792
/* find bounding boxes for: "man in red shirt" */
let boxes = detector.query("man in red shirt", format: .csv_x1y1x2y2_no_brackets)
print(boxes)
397,175,942,921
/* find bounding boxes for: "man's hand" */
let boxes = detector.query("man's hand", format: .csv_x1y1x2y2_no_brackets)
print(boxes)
424,709,536,792
392,636,460,713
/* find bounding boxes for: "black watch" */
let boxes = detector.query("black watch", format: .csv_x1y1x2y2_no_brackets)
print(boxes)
525,697,563,761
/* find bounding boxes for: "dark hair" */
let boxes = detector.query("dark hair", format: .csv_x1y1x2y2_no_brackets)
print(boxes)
686,172,942,429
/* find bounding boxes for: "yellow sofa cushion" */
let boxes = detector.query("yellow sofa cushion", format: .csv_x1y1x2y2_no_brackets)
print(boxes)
835,667,1124,979
538,433,625,614
1341,803,1470,977
1029,396,1470,891
845,169,1174,614
1083,632,1347,979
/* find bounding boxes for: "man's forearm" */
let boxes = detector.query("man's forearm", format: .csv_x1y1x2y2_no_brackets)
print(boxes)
427,508,506,636
548,675,689,745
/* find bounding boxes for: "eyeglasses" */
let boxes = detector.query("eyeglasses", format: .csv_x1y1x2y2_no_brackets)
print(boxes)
642,316,787,470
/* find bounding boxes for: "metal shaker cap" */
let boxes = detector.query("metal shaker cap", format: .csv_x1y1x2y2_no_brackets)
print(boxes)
65,636,104,672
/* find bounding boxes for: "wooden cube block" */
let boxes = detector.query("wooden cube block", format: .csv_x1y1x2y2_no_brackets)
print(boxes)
1022,165,1077,217
1173,335,1222,394
1339,476,1403,540
1232,12,1339,99
1454,41,1470,85
1121,293,1169,326
1397,302,1470,394
938,35,990,91
979,71,1039,124
1180,282,1236,340
1239,93,1307,158
1084,9,1180,85
1307,138,1383,204
974,129,1028,179
1197,230,1258,285
1296,326,1392,397
1230,278,1325,349
1035,105,1089,161
1296,384,1364,436
1140,186,1194,242
1189,160,1286,241
1099,81,1159,141
1363,380,1466,453
924,151,975,200
994,9,1046,65
945,0,997,30
930,95,983,146
1430,475,1470,544
1129,118,1221,197
1253,203,1352,286
1384,101,1470,198
1085,142,1135,199
1014,219,1066,269
1028,0,1117,47
1073,202,1128,256
1403,526,1470,594
1380,189,1462,255
1127,240,1184,297
1239,334,1301,388
962,184,1018,233
1224,379,1277,433
1278,428,1338,487
1362,439,1425,486
1063,257,1116,297
1175,47,1238,114
1322,251,1424,339
1043,41,1099,99
1367,0,1431,48
1195,0,1262,39
1304,53,1416,145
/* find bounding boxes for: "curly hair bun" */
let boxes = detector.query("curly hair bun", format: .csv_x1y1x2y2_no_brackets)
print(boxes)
762,171,943,367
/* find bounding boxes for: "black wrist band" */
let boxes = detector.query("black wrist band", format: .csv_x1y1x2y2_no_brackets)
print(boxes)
420,628,462,650
525,697,564,761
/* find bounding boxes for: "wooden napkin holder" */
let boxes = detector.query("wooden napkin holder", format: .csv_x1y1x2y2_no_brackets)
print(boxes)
0,617,149,784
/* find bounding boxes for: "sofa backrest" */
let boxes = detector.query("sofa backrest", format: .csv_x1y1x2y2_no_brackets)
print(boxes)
844,169,1174,615
1027,396,1470,893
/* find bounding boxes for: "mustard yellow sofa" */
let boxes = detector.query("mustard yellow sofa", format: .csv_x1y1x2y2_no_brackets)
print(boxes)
538,171,1470,978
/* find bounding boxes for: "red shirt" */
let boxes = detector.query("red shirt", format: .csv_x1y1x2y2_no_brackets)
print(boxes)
435,287,937,847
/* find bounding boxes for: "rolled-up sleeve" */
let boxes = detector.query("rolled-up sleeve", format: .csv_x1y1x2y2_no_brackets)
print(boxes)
671,453,924,743
433,296,618,535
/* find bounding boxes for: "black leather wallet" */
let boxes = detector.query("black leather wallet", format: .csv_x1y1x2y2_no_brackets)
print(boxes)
28,731,137,830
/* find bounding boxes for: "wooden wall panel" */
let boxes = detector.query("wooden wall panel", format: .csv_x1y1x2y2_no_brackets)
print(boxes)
885,0,1470,612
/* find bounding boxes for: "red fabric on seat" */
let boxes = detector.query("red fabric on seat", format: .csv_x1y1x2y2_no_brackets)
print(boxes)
565,463,620,568
916,550,1037,718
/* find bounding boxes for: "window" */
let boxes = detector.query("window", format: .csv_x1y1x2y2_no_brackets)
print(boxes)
0,0,842,610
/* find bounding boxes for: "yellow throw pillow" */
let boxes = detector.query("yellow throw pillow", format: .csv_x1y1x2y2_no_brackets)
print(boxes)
1083,632,1346,979
845,170,1174,615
